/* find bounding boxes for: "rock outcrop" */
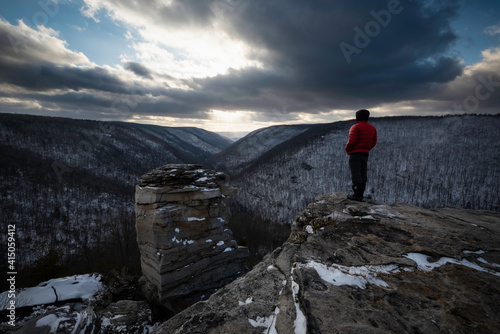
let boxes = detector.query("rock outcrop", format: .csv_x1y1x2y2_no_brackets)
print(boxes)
0,269,154,334
153,192,500,333
135,164,249,313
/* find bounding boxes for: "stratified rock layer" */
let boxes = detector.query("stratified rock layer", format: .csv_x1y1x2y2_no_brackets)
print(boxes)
153,192,500,334
135,164,249,312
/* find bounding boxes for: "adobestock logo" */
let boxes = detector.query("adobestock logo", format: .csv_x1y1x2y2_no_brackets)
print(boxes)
452,73,500,113
339,0,411,64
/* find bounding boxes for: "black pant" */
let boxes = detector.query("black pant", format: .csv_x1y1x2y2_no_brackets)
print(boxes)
349,153,368,185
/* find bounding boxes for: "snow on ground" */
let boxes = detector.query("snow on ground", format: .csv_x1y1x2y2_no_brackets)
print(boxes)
404,253,500,276
248,307,280,334
324,211,351,221
303,261,400,289
187,217,206,221
248,313,274,329
171,236,195,245
0,274,104,310
157,204,177,212
368,205,406,218
247,266,288,334
300,251,500,293
463,249,485,255
478,257,500,268
291,267,307,334
238,297,253,306
36,313,70,332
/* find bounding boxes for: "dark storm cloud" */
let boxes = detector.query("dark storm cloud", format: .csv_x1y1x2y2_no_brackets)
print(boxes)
437,60,500,114
210,0,465,105
1,0,498,121
124,62,153,79
0,61,129,94
0,19,130,94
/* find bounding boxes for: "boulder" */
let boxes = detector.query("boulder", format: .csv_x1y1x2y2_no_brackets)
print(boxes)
12,304,99,334
100,300,152,333
9,300,153,334
0,270,155,334
153,192,500,333
135,164,249,313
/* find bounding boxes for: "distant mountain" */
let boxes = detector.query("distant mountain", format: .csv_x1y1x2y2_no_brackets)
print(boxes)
207,124,313,174
216,115,500,230
0,113,231,182
217,131,249,142
0,113,232,287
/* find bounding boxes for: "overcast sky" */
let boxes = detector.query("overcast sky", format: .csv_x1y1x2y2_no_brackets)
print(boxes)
0,0,499,134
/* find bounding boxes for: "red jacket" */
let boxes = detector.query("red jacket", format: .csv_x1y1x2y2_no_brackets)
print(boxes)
345,121,377,155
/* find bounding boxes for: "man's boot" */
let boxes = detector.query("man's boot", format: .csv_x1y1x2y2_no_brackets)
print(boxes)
359,183,372,199
348,184,364,202
360,183,367,199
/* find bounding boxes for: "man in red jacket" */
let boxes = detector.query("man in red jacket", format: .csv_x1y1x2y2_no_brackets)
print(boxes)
345,109,377,201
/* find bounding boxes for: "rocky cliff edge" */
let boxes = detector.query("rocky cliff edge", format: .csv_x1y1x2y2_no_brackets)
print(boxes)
153,192,500,334
136,164,249,313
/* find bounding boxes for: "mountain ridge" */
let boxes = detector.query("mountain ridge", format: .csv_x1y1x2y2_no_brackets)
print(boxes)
0,113,233,287
2,113,499,289
219,115,500,231
206,124,314,174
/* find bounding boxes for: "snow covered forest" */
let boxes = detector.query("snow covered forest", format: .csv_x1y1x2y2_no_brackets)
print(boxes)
1,113,499,289
0,113,232,289
222,115,500,227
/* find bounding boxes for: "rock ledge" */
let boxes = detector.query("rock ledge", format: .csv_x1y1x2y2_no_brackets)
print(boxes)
153,192,500,333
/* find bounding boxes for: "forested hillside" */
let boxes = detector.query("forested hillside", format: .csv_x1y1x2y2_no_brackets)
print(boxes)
2,113,499,288
207,124,313,174
223,115,500,230
0,113,232,288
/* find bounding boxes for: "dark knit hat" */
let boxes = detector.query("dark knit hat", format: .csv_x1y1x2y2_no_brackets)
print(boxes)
356,109,370,121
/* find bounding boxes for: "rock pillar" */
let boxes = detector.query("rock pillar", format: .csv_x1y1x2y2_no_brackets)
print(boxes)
135,164,249,313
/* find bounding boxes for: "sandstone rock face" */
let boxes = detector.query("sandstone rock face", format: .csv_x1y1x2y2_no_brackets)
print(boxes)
135,164,249,313
153,192,500,334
